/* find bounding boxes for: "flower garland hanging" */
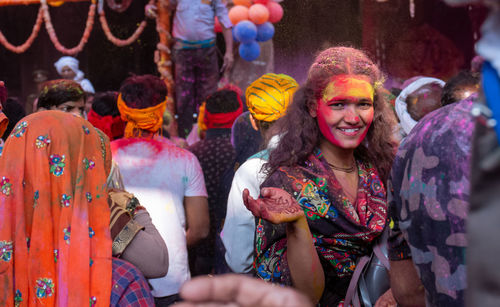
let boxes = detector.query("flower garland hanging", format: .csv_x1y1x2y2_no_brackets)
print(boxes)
41,0,96,55
149,0,174,84
0,5,44,54
98,0,153,47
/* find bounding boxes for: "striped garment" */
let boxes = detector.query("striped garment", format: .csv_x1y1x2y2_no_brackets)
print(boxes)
245,73,298,122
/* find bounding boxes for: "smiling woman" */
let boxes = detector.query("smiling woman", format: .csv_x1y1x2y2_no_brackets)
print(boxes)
244,46,398,306
315,75,375,150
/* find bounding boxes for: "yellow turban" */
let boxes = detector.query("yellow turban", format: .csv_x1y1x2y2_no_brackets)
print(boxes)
246,73,298,122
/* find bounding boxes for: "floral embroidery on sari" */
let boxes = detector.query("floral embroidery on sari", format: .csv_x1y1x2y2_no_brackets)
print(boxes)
1,176,12,196
49,154,66,177
35,278,55,298
36,135,51,148
0,240,13,261
11,121,28,138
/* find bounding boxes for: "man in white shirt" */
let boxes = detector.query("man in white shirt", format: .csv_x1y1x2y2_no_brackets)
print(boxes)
221,73,298,273
111,74,209,306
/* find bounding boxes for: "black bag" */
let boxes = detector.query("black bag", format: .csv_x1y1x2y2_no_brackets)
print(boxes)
344,229,391,307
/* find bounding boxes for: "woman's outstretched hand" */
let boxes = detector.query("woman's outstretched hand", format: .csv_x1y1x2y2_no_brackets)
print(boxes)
243,187,304,224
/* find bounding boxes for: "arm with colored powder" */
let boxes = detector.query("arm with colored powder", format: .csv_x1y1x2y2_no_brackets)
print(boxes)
184,196,209,247
184,154,210,247
215,0,233,74
243,188,325,304
221,25,234,74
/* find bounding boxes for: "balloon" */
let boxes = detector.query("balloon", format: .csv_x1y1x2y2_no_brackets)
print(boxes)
256,22,274,42
214,17,222,33
233,0,252,7
232,28,240,43
234,20,257,44
228,5,249,25
239,41,261,62
253,0,269,4
248,4,269,25
267,1,283,23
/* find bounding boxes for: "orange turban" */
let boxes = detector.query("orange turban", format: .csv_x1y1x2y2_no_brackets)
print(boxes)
117,94,167,138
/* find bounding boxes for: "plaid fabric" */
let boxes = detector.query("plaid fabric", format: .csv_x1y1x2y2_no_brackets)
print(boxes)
111,258,155,306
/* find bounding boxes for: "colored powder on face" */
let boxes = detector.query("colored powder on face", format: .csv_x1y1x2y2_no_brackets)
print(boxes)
316,75,374,148
321,75,374,102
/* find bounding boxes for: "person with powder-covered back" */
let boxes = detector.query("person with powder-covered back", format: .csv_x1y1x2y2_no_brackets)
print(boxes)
111,74,209,306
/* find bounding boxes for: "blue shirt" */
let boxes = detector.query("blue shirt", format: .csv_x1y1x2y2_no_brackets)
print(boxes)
172,0,232,43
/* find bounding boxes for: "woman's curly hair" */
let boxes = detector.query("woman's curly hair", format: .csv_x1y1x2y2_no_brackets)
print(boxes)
265,46,398,182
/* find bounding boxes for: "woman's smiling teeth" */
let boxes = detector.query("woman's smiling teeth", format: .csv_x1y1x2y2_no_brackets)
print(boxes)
338,127,361,134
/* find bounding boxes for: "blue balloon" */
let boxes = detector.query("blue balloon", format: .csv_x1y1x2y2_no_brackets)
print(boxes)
234,21,257,44
256,22,275,42
239,41,260,62
232,28,240,43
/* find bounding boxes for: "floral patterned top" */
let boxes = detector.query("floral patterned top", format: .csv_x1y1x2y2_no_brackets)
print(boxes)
255,148,388,305
0,111,112,306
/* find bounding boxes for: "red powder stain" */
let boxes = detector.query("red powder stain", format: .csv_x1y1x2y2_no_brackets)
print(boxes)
111,137,164,156
111,136,194,163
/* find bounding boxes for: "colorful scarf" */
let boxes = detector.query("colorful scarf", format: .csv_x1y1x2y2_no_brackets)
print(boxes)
117,94,166,138
246,73,298,122
0,111,112,306
255,149,387,304
87,109,126,141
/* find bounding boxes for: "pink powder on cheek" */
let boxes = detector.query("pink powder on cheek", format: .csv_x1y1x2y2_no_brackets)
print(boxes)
316,100,374,148
316,100,343,147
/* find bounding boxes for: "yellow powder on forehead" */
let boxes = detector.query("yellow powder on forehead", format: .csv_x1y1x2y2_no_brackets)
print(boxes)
322,75,375,102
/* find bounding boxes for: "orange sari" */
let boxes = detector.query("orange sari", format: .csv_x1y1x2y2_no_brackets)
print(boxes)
0,111,112,306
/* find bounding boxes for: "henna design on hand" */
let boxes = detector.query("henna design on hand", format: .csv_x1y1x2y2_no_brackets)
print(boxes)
243,187,304,224
263,195,302,215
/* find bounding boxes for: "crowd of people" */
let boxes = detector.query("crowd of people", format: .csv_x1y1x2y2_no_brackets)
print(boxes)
1,0,500,306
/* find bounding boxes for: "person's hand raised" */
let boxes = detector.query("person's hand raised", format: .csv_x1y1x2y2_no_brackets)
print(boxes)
243,187,304,224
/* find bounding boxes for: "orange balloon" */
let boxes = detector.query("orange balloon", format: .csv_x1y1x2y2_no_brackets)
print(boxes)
248,4,269,25
233,0,252,7
229,5,250,25
267,1,283,23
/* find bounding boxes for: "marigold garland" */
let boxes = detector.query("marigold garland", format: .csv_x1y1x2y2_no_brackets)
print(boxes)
0,5,44,54
98,0,153,47
154,0,174,83
0,0,156,54
41,0,96,55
